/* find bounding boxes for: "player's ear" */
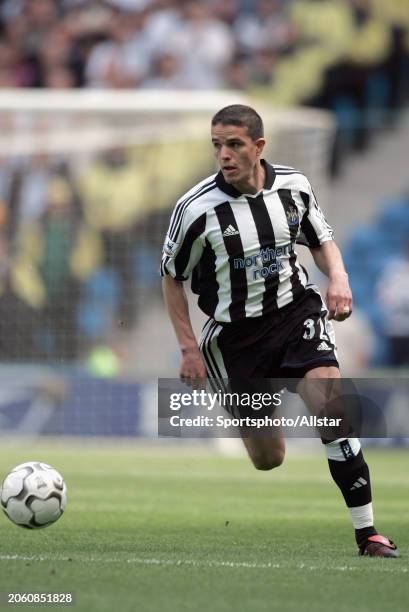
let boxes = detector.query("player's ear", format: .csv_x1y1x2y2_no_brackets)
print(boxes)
255,138,266,156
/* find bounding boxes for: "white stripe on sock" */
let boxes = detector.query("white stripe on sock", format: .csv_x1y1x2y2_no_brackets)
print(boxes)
349,502,374,529
325,438,361,461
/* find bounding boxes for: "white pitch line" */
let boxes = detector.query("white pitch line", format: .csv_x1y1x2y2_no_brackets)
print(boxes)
0,555,407,574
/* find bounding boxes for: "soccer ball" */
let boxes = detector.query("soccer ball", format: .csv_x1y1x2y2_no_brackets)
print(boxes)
0,461,67,529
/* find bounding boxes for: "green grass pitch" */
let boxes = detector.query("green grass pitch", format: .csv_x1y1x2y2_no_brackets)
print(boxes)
0,441,408,612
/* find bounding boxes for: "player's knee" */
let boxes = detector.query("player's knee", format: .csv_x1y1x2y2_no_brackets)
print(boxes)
253,451,285,471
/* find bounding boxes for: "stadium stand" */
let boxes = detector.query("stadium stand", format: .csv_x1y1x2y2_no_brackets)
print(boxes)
343,191,409,365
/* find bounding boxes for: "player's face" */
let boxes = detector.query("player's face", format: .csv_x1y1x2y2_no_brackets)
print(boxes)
211,123,265,191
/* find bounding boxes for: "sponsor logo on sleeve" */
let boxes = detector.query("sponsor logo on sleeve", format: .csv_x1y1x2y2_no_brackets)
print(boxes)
163,236,179,257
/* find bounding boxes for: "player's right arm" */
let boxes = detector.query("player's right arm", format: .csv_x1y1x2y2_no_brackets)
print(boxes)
161,196,208,386
162,276,207,385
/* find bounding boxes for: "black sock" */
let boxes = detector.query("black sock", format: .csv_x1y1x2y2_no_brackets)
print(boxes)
327,449,377,545
355,526,378,548
327,450,372,508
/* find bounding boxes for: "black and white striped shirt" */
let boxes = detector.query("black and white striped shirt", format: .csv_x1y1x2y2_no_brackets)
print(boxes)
161,160,333,323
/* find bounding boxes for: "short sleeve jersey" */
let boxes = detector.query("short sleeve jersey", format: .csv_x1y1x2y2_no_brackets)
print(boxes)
161,160,333,323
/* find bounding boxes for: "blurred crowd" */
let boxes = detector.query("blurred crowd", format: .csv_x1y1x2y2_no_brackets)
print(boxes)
0,0,407,100
0,148,161,364
1,0,408,175
0,0,297,90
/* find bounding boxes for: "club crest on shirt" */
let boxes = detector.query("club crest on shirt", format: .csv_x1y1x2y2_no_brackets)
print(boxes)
163,236,178,256
286,203,299,227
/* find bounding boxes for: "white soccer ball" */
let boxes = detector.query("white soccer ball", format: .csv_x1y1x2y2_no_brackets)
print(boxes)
0,461,67,529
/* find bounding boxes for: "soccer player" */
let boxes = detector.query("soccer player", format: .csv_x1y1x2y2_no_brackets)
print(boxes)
161,104,399,558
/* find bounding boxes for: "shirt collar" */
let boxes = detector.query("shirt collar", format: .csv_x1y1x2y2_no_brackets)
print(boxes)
215,159,276,198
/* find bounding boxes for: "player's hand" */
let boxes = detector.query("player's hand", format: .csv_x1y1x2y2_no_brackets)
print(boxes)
180,347,207,389
326,273,353,321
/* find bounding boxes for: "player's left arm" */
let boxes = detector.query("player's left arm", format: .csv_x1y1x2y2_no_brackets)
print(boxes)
310,240,352,321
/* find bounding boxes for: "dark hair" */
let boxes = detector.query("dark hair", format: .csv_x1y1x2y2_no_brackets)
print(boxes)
211,104,264,141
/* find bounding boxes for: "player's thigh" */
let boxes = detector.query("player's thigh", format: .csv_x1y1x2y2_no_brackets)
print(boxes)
240,428,285,471
200,317,285,468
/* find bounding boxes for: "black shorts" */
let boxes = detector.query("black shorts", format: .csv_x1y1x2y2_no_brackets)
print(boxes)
200,289,339,413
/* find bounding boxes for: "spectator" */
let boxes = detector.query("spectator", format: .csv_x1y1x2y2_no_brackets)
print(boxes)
161,1,235,89
12,171,100,361
0,208,42,361
37,178,82,359
142,0,181,59
37,24,74,87
0,40,27,87
85,9,149,88
210,0,240,27
14,154,57,230
141,51,188,89
79,147,146,328
224,52,251,90
18,0,58,51
234,0,295,56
